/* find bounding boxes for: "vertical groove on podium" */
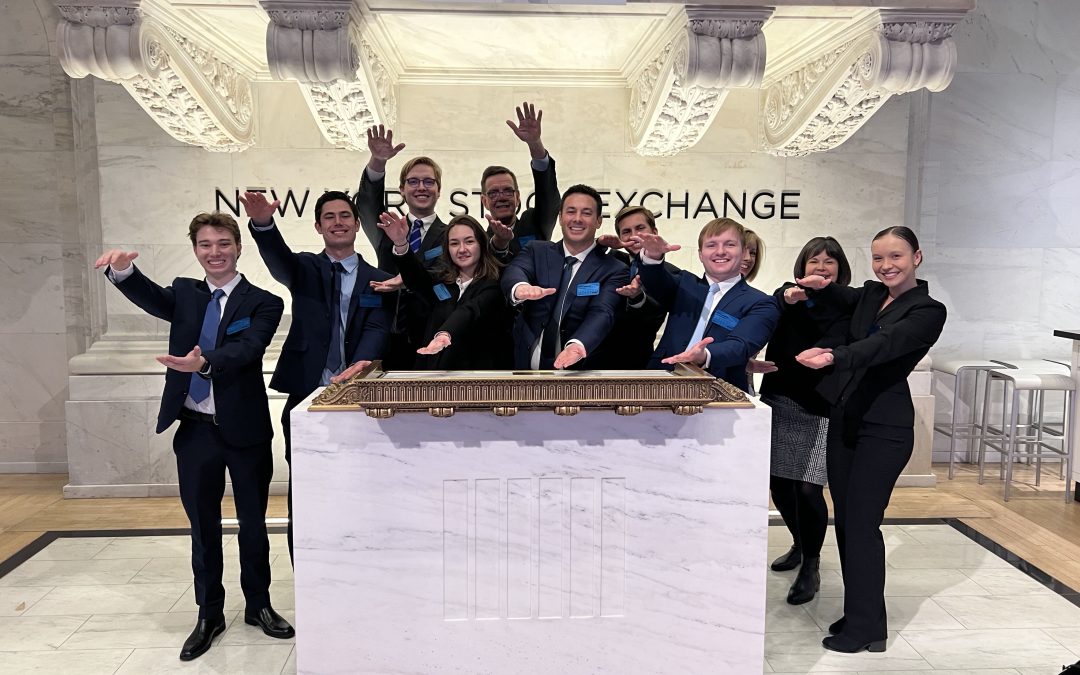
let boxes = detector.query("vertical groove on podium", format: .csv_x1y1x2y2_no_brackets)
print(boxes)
506,478,532,619
600,478,627,617
443,479,468,621
474,478,501,619
537,477,563,618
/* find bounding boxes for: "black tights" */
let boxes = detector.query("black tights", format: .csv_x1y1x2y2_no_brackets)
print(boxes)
770,475,828,558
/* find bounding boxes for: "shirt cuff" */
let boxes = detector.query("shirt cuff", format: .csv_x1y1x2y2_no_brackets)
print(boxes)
366,166,386,181
627,291,647,309
702,347,712,370
640,252,663,265
510,282,527,306
107,264,135,283
531,153,550,172
249,217,276,232
566,338,586,356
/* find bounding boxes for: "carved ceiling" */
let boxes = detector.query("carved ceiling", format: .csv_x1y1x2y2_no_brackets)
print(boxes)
53,0,974,156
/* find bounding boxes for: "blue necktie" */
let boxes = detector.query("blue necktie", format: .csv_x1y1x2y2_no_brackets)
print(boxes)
629,258,639,280
189,288,224,403
687,282,721,350
325,261,346,373
409,218,423,253
539,256,578,361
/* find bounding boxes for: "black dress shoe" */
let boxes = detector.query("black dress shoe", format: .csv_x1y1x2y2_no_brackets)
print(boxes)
786,556,820,605
827,616,846,635
771,545,802,571
179,615,226,661
244,606,295,639
822,634,886,654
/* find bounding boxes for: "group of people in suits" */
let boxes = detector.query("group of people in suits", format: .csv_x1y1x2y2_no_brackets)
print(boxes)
95,99,946,660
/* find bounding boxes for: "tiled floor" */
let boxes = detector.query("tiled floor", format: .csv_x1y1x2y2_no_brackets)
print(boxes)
0,524,1078,674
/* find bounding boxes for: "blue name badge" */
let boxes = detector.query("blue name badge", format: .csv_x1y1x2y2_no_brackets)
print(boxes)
711,310,740,330
225,317,251,335
424,246,443,261
433,283,452,301
576,282,600,297
518,234,536,246
357,293,382,308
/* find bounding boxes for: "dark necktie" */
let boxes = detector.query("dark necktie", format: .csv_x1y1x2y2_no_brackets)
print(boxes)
409,218,423,253
629,258,639,279
539,256,578,361
189,288,224,403
325,261,346,373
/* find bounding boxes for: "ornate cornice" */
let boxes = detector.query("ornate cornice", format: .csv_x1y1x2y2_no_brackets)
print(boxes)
630,8,771,157
762,11,963,157
57,1,139,27
56,6,254,151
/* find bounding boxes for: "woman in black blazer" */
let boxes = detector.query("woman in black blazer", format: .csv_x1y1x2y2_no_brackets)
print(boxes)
758,237,852,607
378,213,512,369
795,226,946,654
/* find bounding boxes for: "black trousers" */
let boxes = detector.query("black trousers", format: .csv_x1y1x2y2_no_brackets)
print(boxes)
174,417,273,619
827,413,913,642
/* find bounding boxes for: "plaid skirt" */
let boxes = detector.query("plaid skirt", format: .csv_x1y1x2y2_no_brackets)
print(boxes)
764,394,829,486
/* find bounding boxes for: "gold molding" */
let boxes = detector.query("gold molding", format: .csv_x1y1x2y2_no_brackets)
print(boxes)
309,362,752,416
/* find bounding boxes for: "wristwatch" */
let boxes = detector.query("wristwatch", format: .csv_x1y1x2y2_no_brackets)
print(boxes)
198,358,212,378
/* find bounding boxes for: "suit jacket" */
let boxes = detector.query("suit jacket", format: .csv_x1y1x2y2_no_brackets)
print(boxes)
356,169,449,275
489,156,560,260
589,250,676,369
500,240,629,370
641,264,780,391
248,220,391,398
109,267,283,448
813,279,946,428
394,251,513,369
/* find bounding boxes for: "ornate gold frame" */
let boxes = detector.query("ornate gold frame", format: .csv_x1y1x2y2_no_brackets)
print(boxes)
310,362,751,417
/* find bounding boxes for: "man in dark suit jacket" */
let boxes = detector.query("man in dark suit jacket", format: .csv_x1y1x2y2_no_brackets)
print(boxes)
591,205,678,369
501,184,629,370
241,190,390,561
96,212,292,662
356,128,447,369
484,102,560,260
636,218,780,391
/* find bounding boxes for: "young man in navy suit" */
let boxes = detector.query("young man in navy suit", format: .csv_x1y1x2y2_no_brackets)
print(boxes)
242,190,391,561
635,217,780,390
500,184,630,370
96,213,292,661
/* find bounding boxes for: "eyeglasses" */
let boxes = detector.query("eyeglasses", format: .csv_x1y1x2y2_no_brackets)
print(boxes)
405,177,438,188
485,188,517,200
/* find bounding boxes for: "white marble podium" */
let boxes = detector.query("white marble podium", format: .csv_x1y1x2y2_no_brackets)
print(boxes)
291,399,771,674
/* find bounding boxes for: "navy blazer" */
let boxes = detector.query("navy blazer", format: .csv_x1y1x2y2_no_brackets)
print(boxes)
356,170,449,275
500,240,629,369
109,267,283,448
488,156,561,260
813,279,946,428
589,250,676,369
248,220,391,398
641,264,779,391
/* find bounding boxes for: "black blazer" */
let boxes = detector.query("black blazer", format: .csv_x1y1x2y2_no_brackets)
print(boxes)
356,169,449,275
109,267,283,448
814,279,946,428
759,282,849,417
395,251,513,369
589,250,676,369
500,240,629,369
248,220,391,399
488,156,560,260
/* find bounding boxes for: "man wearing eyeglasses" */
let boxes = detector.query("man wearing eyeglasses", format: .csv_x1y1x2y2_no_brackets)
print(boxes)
357,131,448,369
483,102,560,261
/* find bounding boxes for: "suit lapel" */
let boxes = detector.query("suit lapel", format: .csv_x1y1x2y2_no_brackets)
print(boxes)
711,277,747,318
421,217,447,252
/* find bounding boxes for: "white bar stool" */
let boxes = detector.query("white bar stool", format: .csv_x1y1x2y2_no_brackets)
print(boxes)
933,360,1008,479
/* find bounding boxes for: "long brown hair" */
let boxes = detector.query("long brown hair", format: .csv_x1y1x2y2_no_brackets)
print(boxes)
436,215,503,284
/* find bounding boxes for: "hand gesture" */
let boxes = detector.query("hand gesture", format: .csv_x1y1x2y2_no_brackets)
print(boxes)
597,234,624,250
366,125,405,163
94,249,139,272
417,332,452,356
156,345,205,373
514,284,557,302
370,274,403,293
554,342,586,370
795,347,833,370
238,191,280,227
507,101,546,159
783,286,808,305
746,359,778,374
616,275,643,299
330,360,373,384
633,232,681,261
795,274,832,291
661,337,714,368
486,213,514,249
377,211,410,247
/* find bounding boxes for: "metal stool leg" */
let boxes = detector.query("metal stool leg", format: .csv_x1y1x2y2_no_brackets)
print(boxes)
1004,385,1020,502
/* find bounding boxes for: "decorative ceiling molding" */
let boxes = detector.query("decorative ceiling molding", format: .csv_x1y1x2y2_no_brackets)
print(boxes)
56,1,254,151
629,7,772,157
261,0,396,152
761,9,965,156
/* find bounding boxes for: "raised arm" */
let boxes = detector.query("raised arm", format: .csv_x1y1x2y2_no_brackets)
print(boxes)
96,249,176,322
241,191,300,288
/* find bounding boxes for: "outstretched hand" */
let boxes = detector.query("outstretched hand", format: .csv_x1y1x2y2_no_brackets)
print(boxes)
486,213,514,249
554,342,586,370
238,191,280,227
632,232,681,261
370,274,403,293
597,234,624,250
514,284,557,302
366,125,405,172
94,249,139,272
616,275,643,299
377,211,410,247
157,345,205,373
417,332,452,356
795,274,832,291
507,101,546,159
795,347,834,370
330,360,372,384
661,337,714,367
783,286,809,304
747,359,778,374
